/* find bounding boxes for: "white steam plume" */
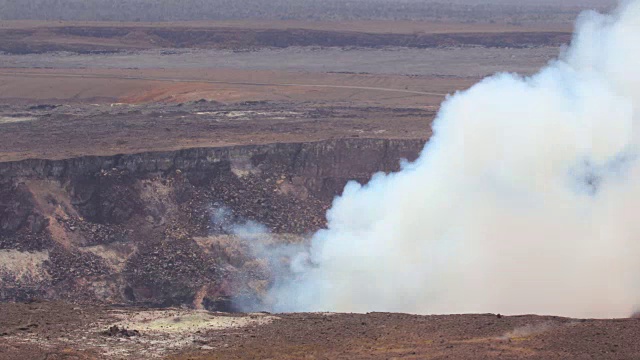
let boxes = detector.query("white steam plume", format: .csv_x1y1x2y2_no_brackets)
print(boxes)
272,1,640,318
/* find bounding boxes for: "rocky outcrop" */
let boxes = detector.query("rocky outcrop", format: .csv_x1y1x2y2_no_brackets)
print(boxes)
0,138,423,199
0,138,424,309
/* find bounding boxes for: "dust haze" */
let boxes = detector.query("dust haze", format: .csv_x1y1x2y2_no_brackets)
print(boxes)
0,0,616,23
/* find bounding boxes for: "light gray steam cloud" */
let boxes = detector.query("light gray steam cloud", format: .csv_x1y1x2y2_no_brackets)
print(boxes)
210,207,307,311
271,0,640,318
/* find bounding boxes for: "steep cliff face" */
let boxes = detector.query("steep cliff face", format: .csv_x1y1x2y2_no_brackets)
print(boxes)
0,138,424,309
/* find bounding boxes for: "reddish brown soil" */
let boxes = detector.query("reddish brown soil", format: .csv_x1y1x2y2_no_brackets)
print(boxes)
0,302,111,360
0,68,471,106
2,302,640,360
175,313,640,360
0,68,471,162
0,20,549,162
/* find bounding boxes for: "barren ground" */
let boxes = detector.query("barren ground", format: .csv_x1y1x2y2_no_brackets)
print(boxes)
1,302,639,359
2,18,636,360
0,21,563,162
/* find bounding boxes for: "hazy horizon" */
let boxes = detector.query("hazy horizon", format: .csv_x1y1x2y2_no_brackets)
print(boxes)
0,0,616,23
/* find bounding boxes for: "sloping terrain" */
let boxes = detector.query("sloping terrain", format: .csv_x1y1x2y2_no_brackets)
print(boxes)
0,137,423,310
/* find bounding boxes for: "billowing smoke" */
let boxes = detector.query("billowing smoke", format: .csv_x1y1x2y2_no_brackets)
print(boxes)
271,1,640,318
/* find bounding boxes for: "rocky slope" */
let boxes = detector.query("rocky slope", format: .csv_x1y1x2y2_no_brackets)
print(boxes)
0,138,423,310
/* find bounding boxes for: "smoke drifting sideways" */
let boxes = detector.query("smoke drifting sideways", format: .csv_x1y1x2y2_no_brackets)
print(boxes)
270,1,640,319
210,207,308,311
